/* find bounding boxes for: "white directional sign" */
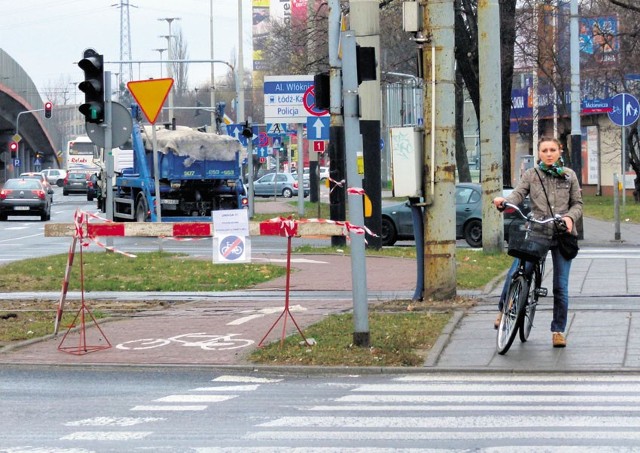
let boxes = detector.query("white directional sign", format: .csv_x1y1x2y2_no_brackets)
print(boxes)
307,116,330,140
264,75,314,123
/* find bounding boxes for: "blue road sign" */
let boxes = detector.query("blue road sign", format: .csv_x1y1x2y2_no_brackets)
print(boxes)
14,159,20,167
256,147,269,158
608,93,640,127
227,123,259,146
306,116,330,140
266,123,288,136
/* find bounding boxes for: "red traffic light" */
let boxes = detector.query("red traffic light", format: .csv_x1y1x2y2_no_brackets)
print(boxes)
44,101,53,119
9,141,18,158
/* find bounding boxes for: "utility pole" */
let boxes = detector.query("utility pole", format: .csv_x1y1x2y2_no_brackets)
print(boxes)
423,0,457,299
478,0,504,252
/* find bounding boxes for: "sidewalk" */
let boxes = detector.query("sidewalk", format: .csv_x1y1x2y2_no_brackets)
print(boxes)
1,216,639,372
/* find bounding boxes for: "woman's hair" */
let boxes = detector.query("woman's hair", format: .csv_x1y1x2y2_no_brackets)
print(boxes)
537,136,562,151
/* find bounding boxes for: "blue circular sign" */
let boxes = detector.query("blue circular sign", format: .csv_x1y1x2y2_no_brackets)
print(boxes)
219,235,245,261
608,93,640,127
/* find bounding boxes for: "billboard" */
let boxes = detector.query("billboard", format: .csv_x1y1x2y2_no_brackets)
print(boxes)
580,16,619,68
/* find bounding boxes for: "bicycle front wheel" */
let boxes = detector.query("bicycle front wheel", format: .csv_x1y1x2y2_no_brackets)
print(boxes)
497,275,528,355
519,266,540,342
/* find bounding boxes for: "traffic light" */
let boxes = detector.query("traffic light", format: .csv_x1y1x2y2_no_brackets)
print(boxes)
44,101,53,119
78,48,105,123
356,45,377,85
9,141,18,159
314,72,330,110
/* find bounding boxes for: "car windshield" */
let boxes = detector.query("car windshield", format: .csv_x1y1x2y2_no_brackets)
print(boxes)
5,179,41,189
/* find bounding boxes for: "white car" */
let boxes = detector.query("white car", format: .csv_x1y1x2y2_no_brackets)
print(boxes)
319,166,330,181
41,168,67,187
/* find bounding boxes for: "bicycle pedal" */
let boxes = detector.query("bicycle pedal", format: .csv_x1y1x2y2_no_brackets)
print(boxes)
536,287,548,297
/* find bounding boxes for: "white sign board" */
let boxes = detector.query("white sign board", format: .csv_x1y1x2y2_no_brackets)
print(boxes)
390,127,423,198
264,75,314,123
212,209,249,237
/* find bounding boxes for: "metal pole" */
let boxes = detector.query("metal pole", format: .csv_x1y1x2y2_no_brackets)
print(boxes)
570,0,583,239
104,71,114,249
342,30,369,347
210,0,217,131
614,173,621,241
247,120,255,219
158,17,180,122
237,0,245,123
297,123,304,216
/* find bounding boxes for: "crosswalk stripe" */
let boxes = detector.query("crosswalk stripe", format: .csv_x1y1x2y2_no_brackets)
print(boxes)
352,383,640,392
337,394,640,403
212,375,283,383
259,415,640,429
59,431,152,440
130,405,207,411
64,416,164,426
248,430,640,441
154,394,236,403
308,404,640,412
192,385,260,392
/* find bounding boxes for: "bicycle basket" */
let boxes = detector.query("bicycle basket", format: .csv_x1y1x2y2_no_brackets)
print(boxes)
507,223,551,261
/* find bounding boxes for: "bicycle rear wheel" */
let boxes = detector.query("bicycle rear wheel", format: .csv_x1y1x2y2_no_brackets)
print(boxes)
497,275,528,355
519,265,541,342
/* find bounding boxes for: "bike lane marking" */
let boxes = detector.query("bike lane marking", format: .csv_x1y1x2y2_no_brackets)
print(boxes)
227,305,307,326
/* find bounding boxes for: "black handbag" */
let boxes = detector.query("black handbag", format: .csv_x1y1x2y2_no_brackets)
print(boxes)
556,231,579,260
535,169,579,260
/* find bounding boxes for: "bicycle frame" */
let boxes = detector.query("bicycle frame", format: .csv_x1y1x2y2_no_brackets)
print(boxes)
497,202,555,355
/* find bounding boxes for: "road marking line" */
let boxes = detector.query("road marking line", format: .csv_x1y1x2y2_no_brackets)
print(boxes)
192,385,260,392
60,431,152,440
155,394,237,403
65,416,164,426
259,415,640,428
338,394,640,403
130,405,207,411
213,375,283,383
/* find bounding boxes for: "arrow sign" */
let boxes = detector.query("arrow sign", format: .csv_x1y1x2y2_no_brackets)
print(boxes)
307,116,329,140
127,78,174,124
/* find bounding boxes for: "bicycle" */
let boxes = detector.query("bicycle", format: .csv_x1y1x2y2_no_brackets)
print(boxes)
496,202,566,355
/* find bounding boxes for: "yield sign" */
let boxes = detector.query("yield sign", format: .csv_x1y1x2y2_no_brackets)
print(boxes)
127,78,174,123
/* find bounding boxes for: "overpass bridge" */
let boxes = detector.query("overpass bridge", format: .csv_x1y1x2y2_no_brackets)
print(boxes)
0,49,60,183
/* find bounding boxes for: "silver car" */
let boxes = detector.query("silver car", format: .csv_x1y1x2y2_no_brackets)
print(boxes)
253,172,310,198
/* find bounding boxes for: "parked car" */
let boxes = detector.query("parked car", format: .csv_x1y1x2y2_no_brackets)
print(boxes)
381,183,530,247
62,170,90,196
319,166,330,181
41,168,67,187
253,172,310,198
0,178,52,221
86,173,98,202
20,172,54,204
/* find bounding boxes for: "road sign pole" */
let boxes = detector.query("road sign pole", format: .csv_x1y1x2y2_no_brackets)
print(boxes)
104,71,114,249
622,125,626,207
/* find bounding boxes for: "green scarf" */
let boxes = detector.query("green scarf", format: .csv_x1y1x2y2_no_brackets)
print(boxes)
538,157,567,179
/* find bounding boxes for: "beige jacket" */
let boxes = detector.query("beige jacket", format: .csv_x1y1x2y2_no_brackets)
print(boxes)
505,166,583,237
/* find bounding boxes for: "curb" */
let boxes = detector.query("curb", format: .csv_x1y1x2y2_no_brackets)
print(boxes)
423,310,464,367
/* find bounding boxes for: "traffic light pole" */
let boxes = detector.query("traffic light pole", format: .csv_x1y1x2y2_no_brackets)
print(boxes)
104,71,115,249
13,108,45,178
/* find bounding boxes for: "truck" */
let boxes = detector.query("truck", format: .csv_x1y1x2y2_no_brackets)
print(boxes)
100,106,247,222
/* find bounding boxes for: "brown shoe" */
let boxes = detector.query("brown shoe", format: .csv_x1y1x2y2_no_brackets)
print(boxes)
552,332,566,348
494,312,502,329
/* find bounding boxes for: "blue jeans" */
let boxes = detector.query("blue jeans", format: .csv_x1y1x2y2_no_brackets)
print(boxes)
498,247,572,333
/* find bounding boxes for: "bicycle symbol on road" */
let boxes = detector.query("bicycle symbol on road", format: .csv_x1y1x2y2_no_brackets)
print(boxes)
116,333,255,351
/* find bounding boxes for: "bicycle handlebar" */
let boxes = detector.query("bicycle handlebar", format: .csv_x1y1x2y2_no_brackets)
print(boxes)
500,201,566,230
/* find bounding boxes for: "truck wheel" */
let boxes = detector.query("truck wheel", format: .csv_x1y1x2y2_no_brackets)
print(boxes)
135,197,149,222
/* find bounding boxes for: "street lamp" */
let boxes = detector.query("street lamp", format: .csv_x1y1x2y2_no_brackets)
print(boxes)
159,17,180,122
153,48,166,78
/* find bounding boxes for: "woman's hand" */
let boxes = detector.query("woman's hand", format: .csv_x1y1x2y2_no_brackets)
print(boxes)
562,216,574,233
493,197,506,209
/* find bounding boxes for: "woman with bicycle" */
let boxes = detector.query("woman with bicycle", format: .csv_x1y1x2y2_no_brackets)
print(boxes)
493,136,583,348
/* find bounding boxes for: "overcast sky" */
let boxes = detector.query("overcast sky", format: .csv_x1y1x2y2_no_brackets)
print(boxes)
0,0,252,99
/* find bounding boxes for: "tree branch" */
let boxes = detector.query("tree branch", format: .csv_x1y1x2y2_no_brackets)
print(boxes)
608,0,640,13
